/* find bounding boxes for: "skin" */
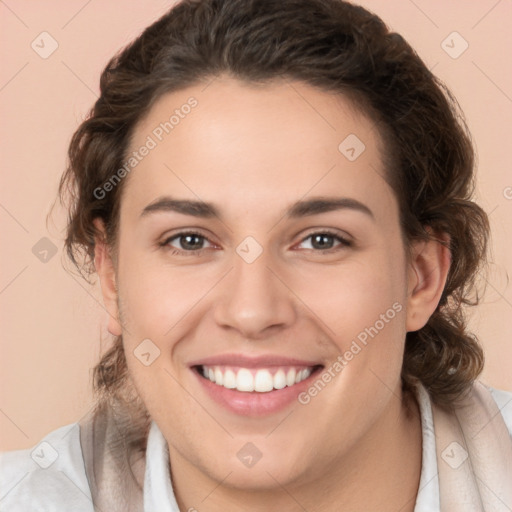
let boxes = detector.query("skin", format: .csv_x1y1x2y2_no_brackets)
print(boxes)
94,76,450,511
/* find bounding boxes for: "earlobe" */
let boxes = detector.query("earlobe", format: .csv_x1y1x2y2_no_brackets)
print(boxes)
93,218,122,337
405,229,451,332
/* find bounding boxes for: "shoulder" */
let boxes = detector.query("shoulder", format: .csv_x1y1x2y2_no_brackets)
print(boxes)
0,422,94,511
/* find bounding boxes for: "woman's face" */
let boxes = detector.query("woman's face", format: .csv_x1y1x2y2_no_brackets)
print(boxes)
97,76,437,492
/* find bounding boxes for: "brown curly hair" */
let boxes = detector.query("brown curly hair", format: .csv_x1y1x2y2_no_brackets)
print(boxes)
57,0,489,412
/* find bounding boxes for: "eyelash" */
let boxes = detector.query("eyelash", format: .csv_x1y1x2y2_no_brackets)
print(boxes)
159,229,352,256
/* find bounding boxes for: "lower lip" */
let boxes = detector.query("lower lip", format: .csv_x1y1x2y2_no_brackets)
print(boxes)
193,368,321,416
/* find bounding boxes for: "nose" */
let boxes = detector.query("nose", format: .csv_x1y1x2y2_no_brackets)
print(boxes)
212,248,296,339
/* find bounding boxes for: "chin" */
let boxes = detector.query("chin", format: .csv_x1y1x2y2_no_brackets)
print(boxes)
218,456,307,491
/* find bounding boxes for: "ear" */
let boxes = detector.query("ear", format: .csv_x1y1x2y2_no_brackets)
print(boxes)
406,228,451,332
93,218,122,336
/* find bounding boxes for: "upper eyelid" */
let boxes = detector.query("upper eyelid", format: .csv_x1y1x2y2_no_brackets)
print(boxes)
296,228,351,241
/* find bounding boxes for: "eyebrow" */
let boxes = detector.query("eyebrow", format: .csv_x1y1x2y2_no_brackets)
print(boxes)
139,196,375,220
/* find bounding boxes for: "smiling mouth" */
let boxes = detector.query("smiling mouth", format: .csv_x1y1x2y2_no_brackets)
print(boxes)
194,365,323,393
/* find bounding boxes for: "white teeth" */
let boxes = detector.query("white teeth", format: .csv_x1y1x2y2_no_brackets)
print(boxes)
223,369,236,389
273,369,287,390
236,369,254,392
254,370,274,392
214,367,223,386
286,369,296,386
200,365,314,392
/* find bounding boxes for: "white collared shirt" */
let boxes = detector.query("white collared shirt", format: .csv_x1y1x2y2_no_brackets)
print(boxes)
1,385,511,511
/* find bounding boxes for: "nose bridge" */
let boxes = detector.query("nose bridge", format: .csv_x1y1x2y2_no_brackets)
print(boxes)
212,244,296,338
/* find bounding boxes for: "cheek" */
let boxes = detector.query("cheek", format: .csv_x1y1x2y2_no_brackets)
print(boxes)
295,249,409,397
293,251,407,343
117,251,217,341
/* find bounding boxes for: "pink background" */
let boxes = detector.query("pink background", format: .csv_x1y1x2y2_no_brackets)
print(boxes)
1,0,511,450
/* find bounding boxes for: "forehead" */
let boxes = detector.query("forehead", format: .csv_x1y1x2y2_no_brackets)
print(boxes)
121,76,397,225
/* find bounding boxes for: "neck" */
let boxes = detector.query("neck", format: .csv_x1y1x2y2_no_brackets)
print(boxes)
169,386,422,512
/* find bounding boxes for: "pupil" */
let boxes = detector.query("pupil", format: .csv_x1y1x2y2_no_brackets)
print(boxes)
182,235,202,250
313,234,333,249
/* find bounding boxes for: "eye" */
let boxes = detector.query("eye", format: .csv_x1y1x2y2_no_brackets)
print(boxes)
159,229,352,256
160,231,216,254
296,230,352,252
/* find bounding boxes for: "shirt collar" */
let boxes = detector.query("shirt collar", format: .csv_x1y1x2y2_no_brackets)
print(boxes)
143,420,180,512
413,382,440,511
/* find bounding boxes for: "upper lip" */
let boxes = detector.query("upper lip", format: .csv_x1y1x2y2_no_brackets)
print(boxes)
189,353,323,368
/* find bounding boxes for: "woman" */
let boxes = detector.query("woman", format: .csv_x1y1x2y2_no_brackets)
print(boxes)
1,0,511,510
